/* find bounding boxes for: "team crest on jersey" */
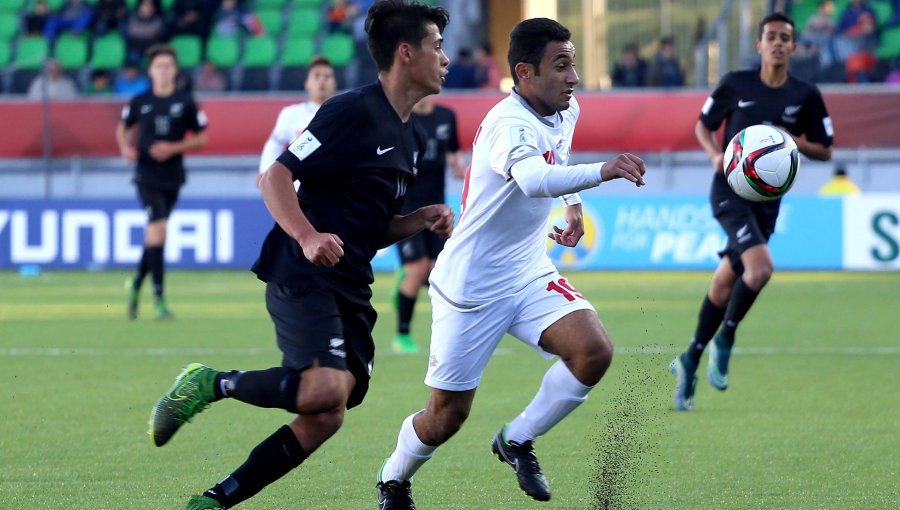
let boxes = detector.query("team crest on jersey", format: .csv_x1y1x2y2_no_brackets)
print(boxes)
781,104,801,124
170,103,183,117
511,125,535,146
436,123,450,140
287,130,322,161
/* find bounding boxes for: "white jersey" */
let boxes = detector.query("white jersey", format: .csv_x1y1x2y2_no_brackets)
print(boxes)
429,90,580,306
258,101,321,173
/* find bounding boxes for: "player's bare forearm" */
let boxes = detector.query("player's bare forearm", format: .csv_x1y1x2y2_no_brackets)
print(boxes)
177,131,208,153
797,139,832,162
382,204,454,248
259,162,314,241
116,123,137,162
695,120,723,171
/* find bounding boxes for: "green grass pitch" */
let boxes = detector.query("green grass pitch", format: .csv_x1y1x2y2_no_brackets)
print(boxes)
1,270,898,509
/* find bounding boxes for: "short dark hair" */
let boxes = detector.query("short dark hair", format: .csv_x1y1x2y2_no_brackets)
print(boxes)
758,12,796,40
508,18,571,85
308,55,333,71
365,0,450,72
146,44,177,66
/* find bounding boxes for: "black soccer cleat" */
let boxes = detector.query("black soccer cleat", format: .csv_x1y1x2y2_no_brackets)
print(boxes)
376,480,416,510
491,427,551,502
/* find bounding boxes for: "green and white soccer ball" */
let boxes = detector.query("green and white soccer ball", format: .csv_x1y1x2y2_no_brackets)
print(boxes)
723,124,800,202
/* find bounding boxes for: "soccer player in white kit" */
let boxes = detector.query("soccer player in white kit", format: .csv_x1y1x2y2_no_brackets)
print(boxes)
376,18,647,508
257,56,336,187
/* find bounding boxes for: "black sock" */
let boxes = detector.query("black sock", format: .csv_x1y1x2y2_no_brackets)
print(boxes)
215,367,300,412
397,291,417,334
133,249,149,290
146,246,164,299
203,425,309,508
720,277,761,348
685,295,727,365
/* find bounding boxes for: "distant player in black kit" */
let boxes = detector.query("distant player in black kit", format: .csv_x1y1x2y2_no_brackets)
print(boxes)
393,95,464,353
147,2,452,509
117,44,208,321
670,12,833,411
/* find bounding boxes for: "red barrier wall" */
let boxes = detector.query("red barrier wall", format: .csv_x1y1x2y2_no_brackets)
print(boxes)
2,89,898,157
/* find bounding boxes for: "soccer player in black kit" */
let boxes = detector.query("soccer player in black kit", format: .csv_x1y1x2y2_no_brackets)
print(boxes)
393,95,464,353
116,44,208,321
669,12,833,411
147,2,453,509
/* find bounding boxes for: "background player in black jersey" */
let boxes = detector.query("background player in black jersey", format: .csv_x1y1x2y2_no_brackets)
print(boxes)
116,44,208,321
670,12,834,411
393,95,465,353
147,2,453,510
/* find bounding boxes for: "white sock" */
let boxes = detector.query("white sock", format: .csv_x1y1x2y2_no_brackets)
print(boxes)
380,412,436,482
505,360,593,444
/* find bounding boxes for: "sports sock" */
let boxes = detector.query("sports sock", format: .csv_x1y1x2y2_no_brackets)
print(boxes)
380,412,436,482
215,367,300,412
396,292,417,335
133,249,149,290
685,295,727,365
203,425,308,508
146,246,164,299
719,277,761,348
505,360,592,444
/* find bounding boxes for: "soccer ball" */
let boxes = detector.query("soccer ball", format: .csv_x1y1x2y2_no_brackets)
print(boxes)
723,124,799,202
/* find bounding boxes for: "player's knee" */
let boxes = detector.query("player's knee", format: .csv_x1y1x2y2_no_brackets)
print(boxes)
574,337,613,385
744,265,773,289
297,384,348,415
309,408,345,436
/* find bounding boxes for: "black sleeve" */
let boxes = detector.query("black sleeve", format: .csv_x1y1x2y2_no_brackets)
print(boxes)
275,99,362,182
699,73,736,131
447,109,460,153
184,97,208,133
800,86,833,148
121,96,140,127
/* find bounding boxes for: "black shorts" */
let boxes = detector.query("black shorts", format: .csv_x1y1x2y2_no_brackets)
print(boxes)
265,280,377,409
710,191,780,275
137,186,180,222
396,229,445,265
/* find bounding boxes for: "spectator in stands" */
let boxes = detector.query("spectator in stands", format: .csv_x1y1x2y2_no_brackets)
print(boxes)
835,0,879,82
43,0,94,43
92,0,127,36
801,0,836,66
474,42,502,90
171,0,213,40
125,0,167,66
212,0,260,38
27,59,79,100
819,164,861,195
87,69,113,94
612,43,648,87
648,35,684,87
114,63,151,96
24,0,51,36
443,48,478,88
327,0,359,34
195,61,227,92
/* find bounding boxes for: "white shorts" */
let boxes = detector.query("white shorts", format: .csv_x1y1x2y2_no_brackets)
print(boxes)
424,272,596,391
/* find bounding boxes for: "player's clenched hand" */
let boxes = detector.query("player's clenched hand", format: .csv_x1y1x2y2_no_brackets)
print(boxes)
548,204,584,247
600,153,646,186
710,152,725,173
149,141,179,162
298,231,344,267
420,204,454,239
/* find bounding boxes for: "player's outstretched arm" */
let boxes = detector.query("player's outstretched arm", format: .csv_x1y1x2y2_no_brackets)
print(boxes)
774,127,832,162
381,204,454,248
600,153,646,186
259,161,344,267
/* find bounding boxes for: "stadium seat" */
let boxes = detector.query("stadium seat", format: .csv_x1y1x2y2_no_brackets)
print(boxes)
0,12,17,41
287,8,321,39
0,39,10,67
254,0,286,10
876,26,900,59
171,35,202,69
55,34,88,70
294,0,323,7
206,34,239,69
256,8,283,36
46,0,65,10
871,0,894,27
13,36,49,69
321,32,354,67
89,33,125,70
281,36,315,67
790,1,820,32
0,0,26,14
160,0,174,11
240,36,277,91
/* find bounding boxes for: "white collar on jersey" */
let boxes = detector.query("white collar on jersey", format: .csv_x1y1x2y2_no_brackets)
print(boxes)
510,87,562,128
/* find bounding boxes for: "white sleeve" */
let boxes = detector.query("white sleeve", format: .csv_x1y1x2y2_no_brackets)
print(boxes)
560,193,582,206
510,156,604,198
486,122,543,179
258,109,291,174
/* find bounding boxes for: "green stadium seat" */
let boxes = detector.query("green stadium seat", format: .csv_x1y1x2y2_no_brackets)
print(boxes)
0,12,17,41
46,0,65,11
55,34,88,70
870,0,894,27
0,40,10,67
206,34,239,68
281,36,315,67
242,35,276,67
0,0,26,14
89,33,125,69
171,35,202,68
13,36,48,69
161,0,174,11
790,1,821,32
294,0,323,7
287,8,321,38
255,0,286,9
321,32,354,67
875,26,900,59
256,8,283,36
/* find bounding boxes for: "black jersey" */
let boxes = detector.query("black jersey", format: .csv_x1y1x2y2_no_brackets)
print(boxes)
252,81,426,304
403,105,460,211
121,90,207,190
700,69,833,206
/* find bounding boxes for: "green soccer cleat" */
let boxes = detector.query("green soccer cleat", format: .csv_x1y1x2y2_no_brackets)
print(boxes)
392,332,420,354
184,495,223,510
669,354,698,411
126,280,139,320
149,363,218,447
154,298,174,321
707,334,732,391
